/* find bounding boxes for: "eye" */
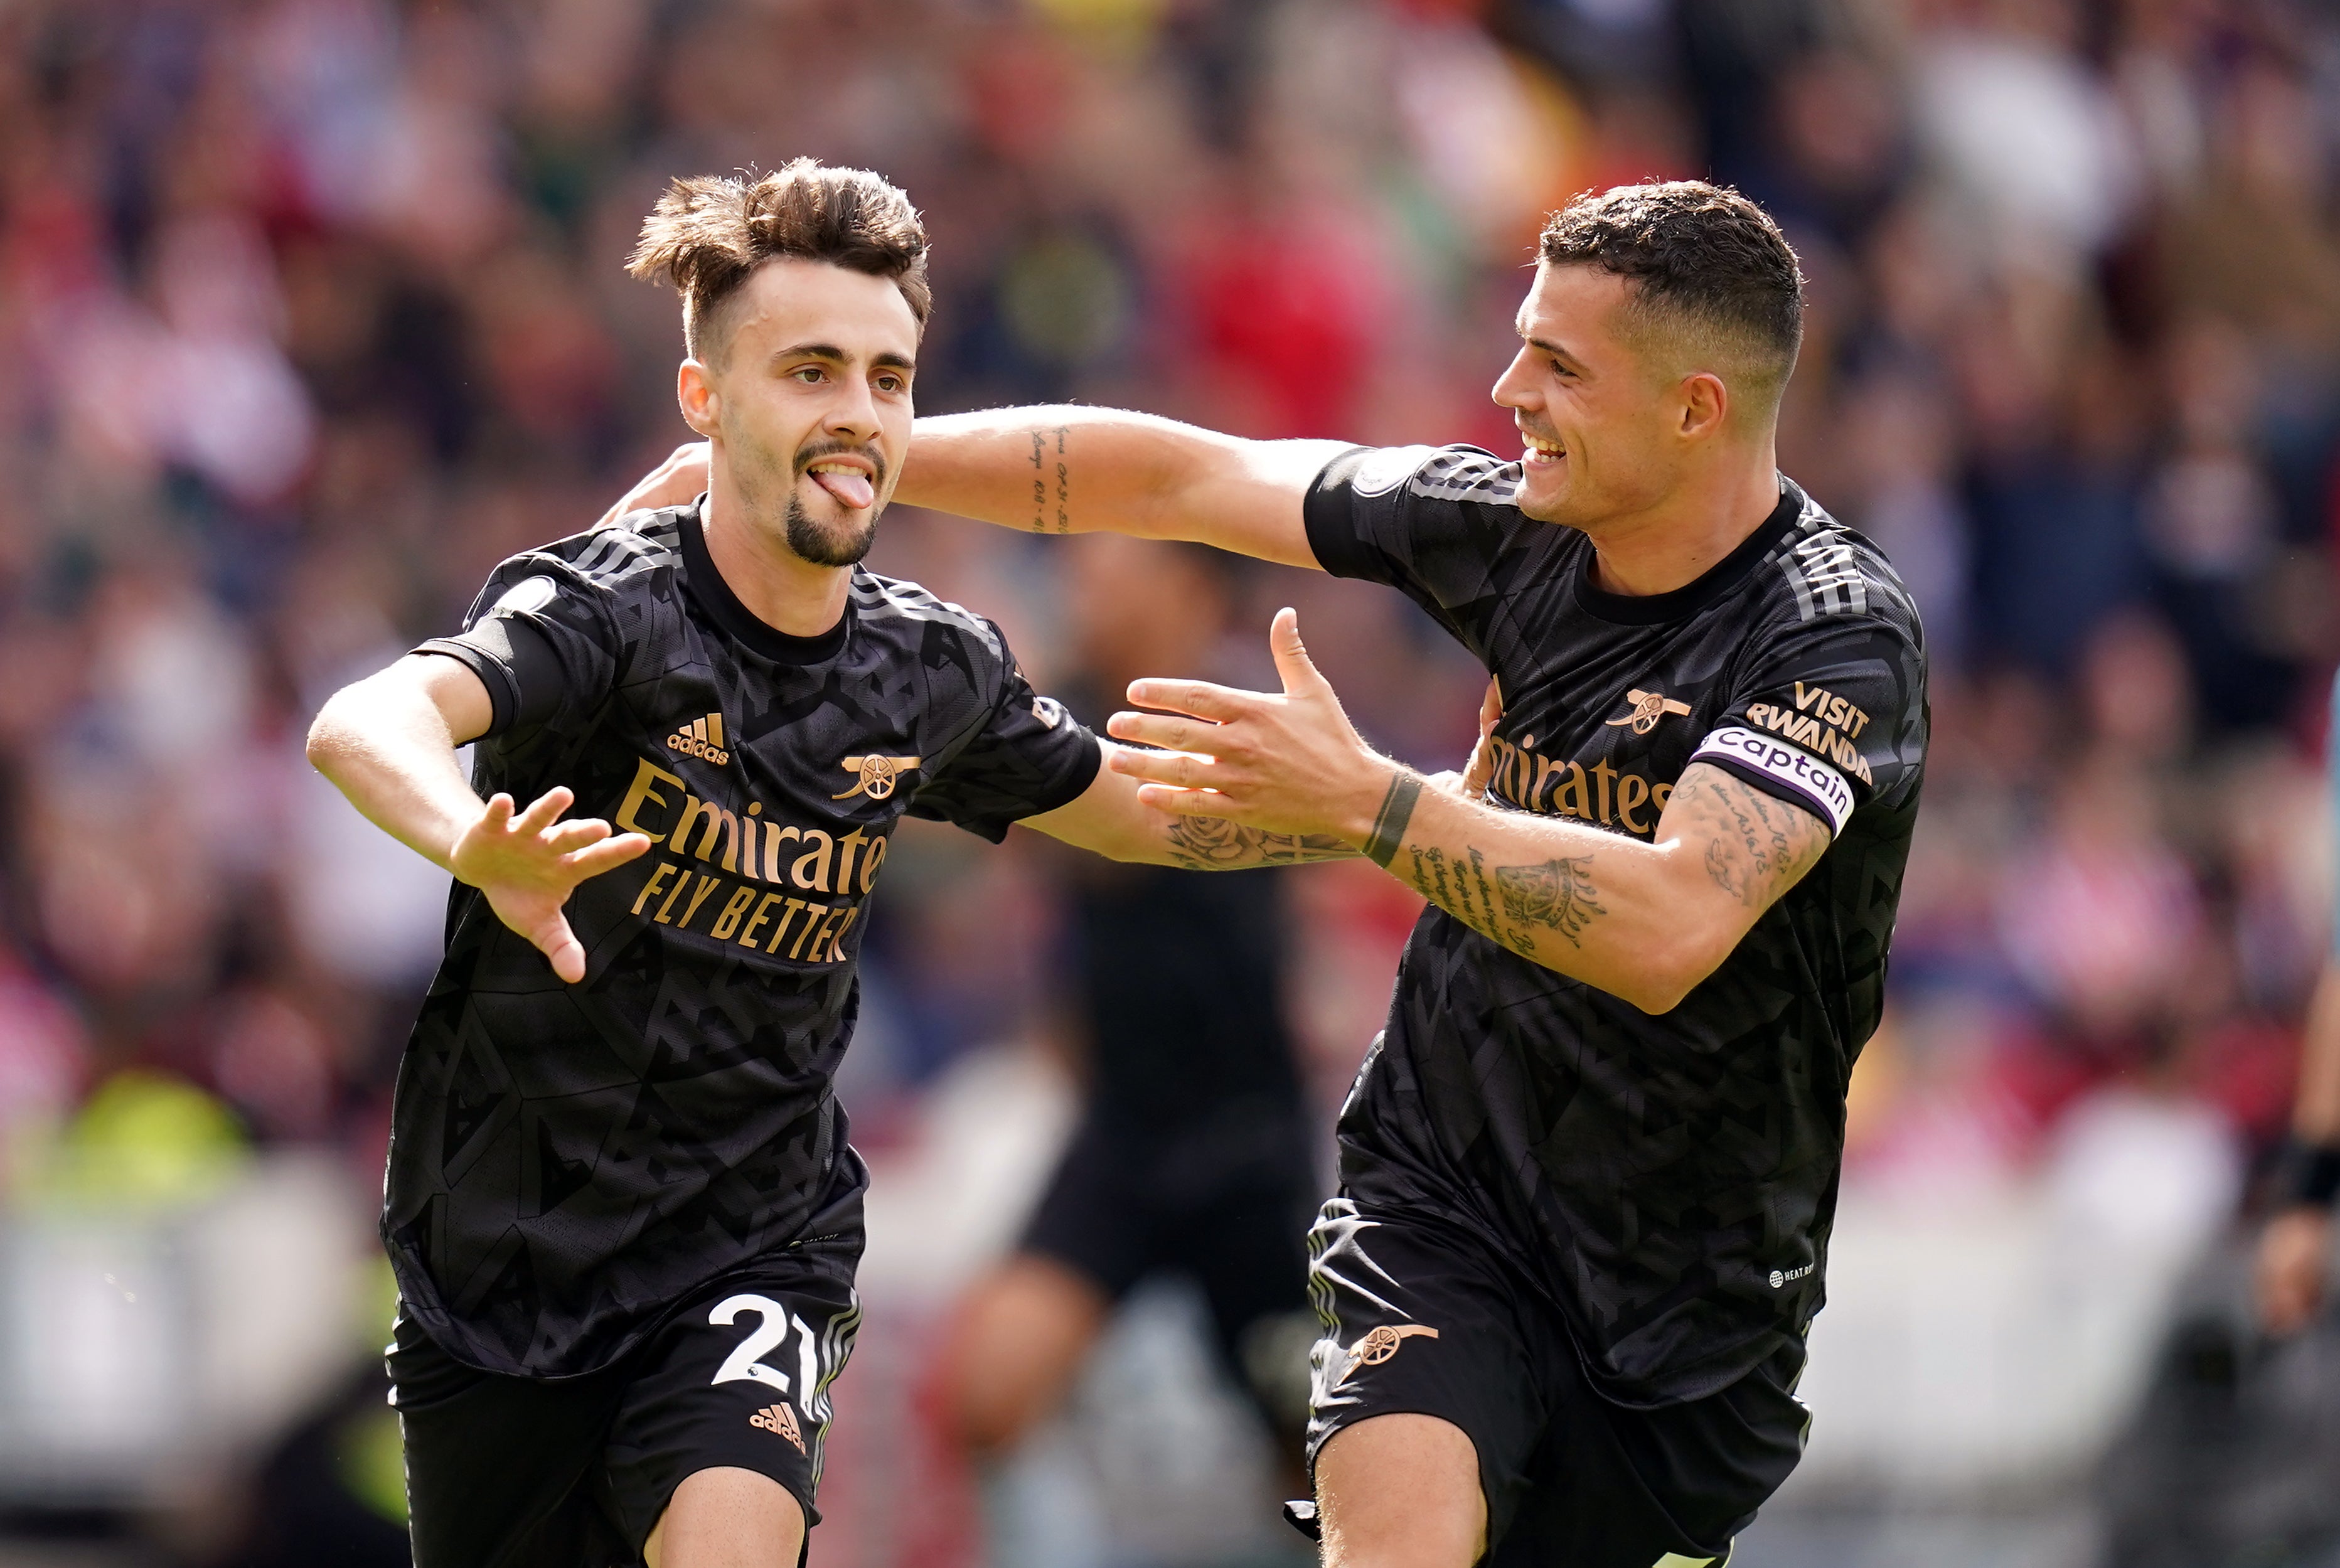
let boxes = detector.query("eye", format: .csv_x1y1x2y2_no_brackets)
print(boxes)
791,365,825,384
875,373,904,393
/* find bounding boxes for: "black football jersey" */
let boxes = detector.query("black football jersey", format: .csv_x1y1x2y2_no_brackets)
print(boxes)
394,499,1099,1377
1306,446,1928,1407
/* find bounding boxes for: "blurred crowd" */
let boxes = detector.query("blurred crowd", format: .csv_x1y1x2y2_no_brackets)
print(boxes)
0,0,2337,1554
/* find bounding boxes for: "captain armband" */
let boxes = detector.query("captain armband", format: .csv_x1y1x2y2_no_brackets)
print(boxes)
1689,727,1854,837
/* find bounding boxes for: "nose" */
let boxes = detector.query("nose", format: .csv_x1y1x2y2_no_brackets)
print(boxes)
823,372,882,443
1492,346,1537,412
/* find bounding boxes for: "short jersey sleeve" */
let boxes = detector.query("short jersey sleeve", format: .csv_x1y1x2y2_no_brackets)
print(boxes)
415,557,622,739
1303,444,1519,652
907,627,1103,844
1689,615,1928,838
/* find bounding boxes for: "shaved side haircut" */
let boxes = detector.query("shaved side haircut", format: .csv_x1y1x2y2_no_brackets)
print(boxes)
1539,181,1805,416
628,158,932,362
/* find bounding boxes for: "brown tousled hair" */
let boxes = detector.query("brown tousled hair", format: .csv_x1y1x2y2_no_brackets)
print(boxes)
1539,181,1804,410
627,159,932,361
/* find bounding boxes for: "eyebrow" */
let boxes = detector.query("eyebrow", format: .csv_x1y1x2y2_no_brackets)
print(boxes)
774,341,917,375
1518,324,1586,373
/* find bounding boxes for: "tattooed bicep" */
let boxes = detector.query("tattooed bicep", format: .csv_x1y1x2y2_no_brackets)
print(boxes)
1660,762,1832,912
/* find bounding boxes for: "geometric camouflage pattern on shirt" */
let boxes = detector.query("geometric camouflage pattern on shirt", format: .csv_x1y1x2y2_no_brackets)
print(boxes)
1306,447,1928,1406
388,501,1099,1377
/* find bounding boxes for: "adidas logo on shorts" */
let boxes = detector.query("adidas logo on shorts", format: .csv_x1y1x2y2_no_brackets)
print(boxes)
669,712,731,765
749,1401,805,1454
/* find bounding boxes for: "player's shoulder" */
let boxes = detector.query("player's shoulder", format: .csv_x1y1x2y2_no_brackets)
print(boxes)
1749,480,1923,643
536,506,688,591
471,506,686,609
459,509,685,636
848,572,1008,662
1328,443,1526,511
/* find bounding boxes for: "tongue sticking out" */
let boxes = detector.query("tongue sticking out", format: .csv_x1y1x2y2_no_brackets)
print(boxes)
809,467,875,509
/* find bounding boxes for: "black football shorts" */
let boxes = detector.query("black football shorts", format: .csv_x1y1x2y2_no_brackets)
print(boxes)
1303,1199,1808,1567
390,1238,861,1568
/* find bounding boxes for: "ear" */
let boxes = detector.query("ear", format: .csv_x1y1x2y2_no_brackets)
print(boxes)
678,360,720,439
1679,371,1729,440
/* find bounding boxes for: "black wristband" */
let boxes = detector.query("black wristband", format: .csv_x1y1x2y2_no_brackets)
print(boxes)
1363,772,1422,869
2277,1139,2340,1209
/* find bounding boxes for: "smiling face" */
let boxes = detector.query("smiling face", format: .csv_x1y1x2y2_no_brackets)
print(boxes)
1492,262,1714,533
680,257,919,567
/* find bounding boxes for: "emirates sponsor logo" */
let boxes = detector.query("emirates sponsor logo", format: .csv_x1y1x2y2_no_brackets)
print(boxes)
749,1401,806,1453
668,712,731,765
614,756,889,966
1479,732,1675,836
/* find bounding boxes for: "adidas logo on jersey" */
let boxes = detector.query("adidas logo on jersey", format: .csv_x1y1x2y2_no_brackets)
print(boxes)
669,712,731,765
749,1401,806,1453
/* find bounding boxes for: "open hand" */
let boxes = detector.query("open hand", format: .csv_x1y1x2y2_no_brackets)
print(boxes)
1105,608,1393,843
451,787,651,983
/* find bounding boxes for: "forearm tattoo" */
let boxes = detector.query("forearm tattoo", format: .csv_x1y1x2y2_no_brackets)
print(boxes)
1401,844,1606,956
1029,425,1071,533
1163,814,1352,870
1670,765,1830,909
1365,770,1605,954
1496,856,1606,944
1363,772,1423,868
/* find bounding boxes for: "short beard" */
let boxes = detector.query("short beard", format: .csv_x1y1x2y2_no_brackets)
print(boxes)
729,426,885,567
784,489,880,567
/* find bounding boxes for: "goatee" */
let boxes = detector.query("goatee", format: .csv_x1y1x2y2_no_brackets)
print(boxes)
784,491,880,567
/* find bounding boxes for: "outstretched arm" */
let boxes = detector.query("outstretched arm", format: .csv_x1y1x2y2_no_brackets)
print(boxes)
599,408,1349,570
1105,611,1829,1013
1020,745,1355,870
895,409,1345,568
1349,761,1827,1012
1022,681,1505,872
305,654,649,981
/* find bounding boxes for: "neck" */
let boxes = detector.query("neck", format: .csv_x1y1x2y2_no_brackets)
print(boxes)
1584,444,1782,597
700,447,853,639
